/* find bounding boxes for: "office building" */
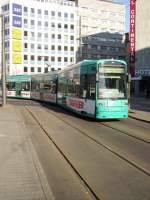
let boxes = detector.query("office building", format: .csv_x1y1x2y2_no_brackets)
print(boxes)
77,0,126,61
0,0,77,75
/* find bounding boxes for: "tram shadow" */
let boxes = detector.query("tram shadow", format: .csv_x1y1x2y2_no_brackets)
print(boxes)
41,101,120,123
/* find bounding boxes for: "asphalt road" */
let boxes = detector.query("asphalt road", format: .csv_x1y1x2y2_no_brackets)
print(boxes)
3,99,150,200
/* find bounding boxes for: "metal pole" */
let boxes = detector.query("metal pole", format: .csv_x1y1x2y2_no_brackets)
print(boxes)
1,14,6,106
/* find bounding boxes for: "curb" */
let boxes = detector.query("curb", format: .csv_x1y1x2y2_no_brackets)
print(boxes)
129,115,150,123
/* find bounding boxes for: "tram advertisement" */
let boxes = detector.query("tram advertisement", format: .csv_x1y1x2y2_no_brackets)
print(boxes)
66,97,95,115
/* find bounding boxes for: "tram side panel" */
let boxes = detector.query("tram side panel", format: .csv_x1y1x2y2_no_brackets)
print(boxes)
57,63,96,118
31,73,57,103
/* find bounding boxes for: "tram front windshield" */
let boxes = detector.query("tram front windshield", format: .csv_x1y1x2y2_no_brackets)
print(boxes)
98,73,127,99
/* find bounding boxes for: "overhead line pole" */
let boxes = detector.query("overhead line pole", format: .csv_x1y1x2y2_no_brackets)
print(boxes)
1,14,7,106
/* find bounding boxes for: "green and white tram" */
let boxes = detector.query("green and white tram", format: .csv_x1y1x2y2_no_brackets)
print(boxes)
57,59,128,119
6,75,31,99
31,72,57,103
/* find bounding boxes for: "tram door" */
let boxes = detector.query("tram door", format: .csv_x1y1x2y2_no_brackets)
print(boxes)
16,82,22,97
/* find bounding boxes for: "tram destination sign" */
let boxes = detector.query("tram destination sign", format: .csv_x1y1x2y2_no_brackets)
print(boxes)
99,67,125,74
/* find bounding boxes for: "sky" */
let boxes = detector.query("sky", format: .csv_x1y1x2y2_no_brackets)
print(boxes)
115,0,130,32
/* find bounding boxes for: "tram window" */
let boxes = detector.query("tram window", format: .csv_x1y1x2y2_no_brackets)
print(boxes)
72,70,80,97
31,82,36,90
22,82,30,91
80,74,96,99
80,74,88,98
7,82,15,90
51,83,56,94
58,80,67,95
88,74,96,99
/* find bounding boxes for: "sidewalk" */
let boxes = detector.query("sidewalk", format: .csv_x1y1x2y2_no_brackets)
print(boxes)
129,97,150,123
0,104,53,200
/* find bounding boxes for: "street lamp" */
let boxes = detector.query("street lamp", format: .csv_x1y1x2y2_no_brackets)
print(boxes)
1,13,6,106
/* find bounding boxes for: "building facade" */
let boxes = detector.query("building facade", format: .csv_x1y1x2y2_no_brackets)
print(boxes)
134,0,150,97
77,0,126,61
0,0,78,75
0,0,127,76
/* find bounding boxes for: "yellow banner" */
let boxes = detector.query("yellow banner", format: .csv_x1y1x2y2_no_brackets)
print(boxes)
12,40,22,52
12,53,22,64
12,28,22,40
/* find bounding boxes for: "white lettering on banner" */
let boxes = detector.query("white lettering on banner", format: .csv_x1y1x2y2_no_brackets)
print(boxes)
135,69,150,76
129,0,136,77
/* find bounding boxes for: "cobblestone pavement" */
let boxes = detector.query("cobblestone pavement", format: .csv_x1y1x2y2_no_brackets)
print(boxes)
0,105,54,200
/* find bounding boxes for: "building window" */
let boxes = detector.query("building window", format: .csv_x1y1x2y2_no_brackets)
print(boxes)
70,36,74,40
71,13,74,19
64,46,68,51
24,67,28,72
38,56,42,61
31,43,34,49
4,16,9,24
31,20,34,26
64,35,68,41
58,34,61,39
44,10,48,15
38,9,41,15
92,45,97,50
44,45,48,50
24,55,28,60
24,7,28,12
64,13,68,18
44,56,48,61
24,19,28,24
51,57,55,61
51,23,55,28
58,46,61,51
38,21,42,26
31,32,34,38
70,47,74,51
64,24,68,29
31,55,34,60
51,11,55,16
31,8,34,13
44,21,48,27
70,57,74,62
71,25,74,30
38,32,42,38
44,68,48,73
58,12,61,17
24,43,28,48
4,29,9,36
44,33,48,38
2,4,9,12
58,23,61,29
101,46,107,50
38,44,41,49
58,57,61,62
5,41,9,48
64,57,68,62
51,45,55,50
31,67,34,72
24,31,28,36
38,67,41,72
51,34,55,39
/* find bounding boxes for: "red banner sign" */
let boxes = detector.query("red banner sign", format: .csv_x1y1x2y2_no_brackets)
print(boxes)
130,0,136,76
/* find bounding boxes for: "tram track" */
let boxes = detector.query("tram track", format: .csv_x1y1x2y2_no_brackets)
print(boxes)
25,106,100,200
26,105,150,178
41,102,150,145
98,121,150,144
